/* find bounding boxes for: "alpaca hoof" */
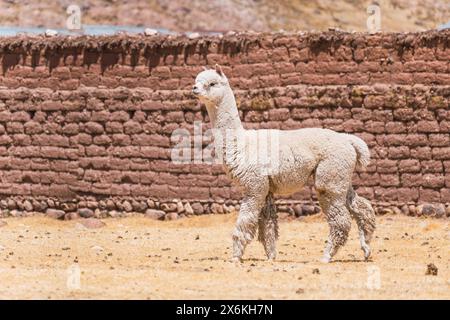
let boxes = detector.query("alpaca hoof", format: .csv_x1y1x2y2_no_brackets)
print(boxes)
320,255,332,263
266,252,276,261
230,256,242,264
362,246,371,261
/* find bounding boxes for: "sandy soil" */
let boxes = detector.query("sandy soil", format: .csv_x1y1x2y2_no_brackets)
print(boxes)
0,213,448,299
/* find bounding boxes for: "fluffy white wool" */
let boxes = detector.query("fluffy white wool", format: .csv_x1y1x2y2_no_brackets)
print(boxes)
193,65,376,263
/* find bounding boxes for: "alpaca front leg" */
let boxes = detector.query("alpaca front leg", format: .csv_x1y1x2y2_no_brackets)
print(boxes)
232,196,264,262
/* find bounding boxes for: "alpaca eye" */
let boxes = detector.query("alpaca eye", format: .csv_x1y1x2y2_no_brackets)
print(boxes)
210,82,217,87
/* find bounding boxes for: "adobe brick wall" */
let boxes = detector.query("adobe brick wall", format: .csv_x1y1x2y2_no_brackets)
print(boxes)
0,31,449,219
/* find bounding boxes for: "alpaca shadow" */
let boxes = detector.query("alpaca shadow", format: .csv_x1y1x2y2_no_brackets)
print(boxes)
243,257,310,264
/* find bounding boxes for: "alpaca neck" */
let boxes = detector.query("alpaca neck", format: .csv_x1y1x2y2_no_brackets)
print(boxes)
204,88,243,132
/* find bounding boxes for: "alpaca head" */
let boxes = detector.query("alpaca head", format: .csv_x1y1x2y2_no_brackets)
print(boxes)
193,64,230,104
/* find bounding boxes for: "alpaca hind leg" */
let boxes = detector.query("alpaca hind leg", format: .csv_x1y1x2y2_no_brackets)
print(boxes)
346,187,376,260
314,156,354,263
318,193,352,263
258,193,278,260
232,194,267,262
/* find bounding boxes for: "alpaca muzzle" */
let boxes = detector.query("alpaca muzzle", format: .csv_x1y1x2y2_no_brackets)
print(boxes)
192,85,200,96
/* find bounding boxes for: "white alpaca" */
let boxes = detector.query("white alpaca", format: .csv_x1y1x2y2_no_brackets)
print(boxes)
192,65,376,263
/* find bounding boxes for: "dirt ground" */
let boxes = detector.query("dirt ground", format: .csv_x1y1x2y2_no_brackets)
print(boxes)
0,213,448,299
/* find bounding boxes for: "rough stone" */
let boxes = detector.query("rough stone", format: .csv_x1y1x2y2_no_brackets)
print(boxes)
46,208,65,219
184,202,194,215
145,209,165,220
191,203,204,215
165,212,179,220
64,212,80,220
78,208,94,218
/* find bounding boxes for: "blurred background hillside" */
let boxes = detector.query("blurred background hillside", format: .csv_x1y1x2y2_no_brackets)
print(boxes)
0,0,448,32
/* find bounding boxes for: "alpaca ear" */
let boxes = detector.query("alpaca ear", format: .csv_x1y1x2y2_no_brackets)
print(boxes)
202,66,208,71
215,64,224,77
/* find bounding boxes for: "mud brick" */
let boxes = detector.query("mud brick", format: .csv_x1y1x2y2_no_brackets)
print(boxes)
383,134,404,146
398,159,421,173
396,187,419,202
12,134,31,145
419,189,441,202
123,120,143,134
105,121,124,133
140,171,158,184
73,133,92,145
432,147,450,160
10,146,40,158
365,121,385,134
40,146,65,158
166,111,185,123
417,121,440,133
377,159,398,173
358,173,379,186
421,160,443,173
62,123,79,135
111,134,131,145
342,118,363,133
10,111,31,122
210,187,230,199
93,135,112,145
410,147,432,160
58,172,77,184
443,161,450,172
83,122,104,135
140,146,169,159
6,122,24,133
405,134,428,147
85,145,106,157
132,134,170,147
145,184,170,198
393,108,415,121
374,187,398,202
140,101,164,111
91,183,117,196
268,108,290,121
385,122,406,134
351,108,372,121
66,111,90,123
441,189,450,202
379,174,400,187
176,186,211,199
0,135,13,145
244,111,264,122
9,158,31,170
109,111,130,122
291,108,312,120
422,174,445,188
41,101,64,111
388,146,410,159
401,173,423,187
440,121,450,132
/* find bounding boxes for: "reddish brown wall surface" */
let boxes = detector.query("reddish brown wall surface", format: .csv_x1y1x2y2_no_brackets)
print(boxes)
0,31,449,218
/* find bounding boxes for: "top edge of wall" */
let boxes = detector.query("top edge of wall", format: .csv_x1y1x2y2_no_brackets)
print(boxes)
0,30,448,52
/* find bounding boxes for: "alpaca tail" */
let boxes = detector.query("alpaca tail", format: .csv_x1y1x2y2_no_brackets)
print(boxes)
258,192,278,258
344,134,370,170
